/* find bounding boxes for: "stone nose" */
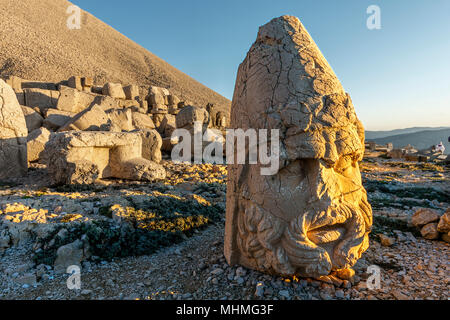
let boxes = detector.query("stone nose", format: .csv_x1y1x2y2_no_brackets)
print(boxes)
312,159,363,204
306,160,341,204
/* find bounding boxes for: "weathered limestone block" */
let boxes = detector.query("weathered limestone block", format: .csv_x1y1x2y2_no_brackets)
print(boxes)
57,86,98,114
437,209,450,233
15,91,25,105
442,232,450,243
215,111,227,128
75,89,97,110
167,94,180,106
388,149,405,159
368,141,377,151
54,239,84,273
81,77,94,90
149,94,167,105
91,86,104,95
148,86,170,106
175,105,210,130
132,112,156,130
43,109,75,131
159,114,177,138
150,104,168,114
173,105,214,157
56,86,79,113
68,76,83,91
134,129,162,163
21,80,57,91
94,95,121,110
105,108,134,132
128,104,146,114
149,86,170,97
4,75,23,90
27,127,51,162
161,137,176,153
224,16,372,278
118,99,140,109
21,106,43,133
59,105,110,132
124,85,140,100
206,103,216,127
139,100,149,113
0,79,28,178
153,114,165,129
102,83,126,99
45,131,166,185
4,76,56,91
24,88,59,111
168,105,179,115
420,223,439,240
411,209,440,227
168,95,180,115
60,105,137,133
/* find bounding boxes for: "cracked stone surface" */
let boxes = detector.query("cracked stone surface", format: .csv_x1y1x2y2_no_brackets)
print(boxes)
225,15,372,278
0,79,28,179
44,131,166,185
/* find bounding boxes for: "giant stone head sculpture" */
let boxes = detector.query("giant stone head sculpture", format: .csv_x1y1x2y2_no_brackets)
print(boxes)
224,16,372,277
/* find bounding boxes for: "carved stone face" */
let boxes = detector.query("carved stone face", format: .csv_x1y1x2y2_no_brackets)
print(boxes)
225,16,372,277
227,97,372,277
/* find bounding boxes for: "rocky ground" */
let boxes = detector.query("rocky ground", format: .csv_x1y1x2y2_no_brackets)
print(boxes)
0,157,448,300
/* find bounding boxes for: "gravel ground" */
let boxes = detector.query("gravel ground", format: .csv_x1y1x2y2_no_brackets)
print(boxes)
0,159,449,300
1,222,448,300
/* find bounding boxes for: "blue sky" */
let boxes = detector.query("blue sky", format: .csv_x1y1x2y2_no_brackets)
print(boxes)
71,0,450,131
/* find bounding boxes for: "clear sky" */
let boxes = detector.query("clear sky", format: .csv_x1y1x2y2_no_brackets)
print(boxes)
71,0,450,131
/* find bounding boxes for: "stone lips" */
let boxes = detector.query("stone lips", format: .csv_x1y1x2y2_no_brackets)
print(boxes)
225,16,372,277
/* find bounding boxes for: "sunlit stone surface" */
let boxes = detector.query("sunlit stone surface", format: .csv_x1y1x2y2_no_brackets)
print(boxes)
225,16,373,277
0,79,28,179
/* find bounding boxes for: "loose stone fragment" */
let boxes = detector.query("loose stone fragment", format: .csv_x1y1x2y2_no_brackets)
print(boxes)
45,131,166,184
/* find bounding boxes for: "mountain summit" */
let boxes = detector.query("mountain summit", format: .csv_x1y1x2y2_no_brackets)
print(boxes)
0,0,230,114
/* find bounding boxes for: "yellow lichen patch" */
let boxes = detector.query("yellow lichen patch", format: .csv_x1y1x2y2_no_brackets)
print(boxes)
3,208,48,224
189,194,211,206
121,190,148,196
151,191,184,201
137,215,210,232
111,205,156,223
60,214,84,223
1,203,30,215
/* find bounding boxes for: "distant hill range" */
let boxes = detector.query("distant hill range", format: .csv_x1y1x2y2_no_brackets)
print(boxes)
366,127,450,139
0,0,230,116
366,127,450,154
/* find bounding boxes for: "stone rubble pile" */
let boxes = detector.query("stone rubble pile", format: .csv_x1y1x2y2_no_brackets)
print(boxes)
0,75,227,184
411,208,450,242
366,141,449,164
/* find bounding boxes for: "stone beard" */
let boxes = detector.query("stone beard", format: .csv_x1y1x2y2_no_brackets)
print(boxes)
224,16,373,278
